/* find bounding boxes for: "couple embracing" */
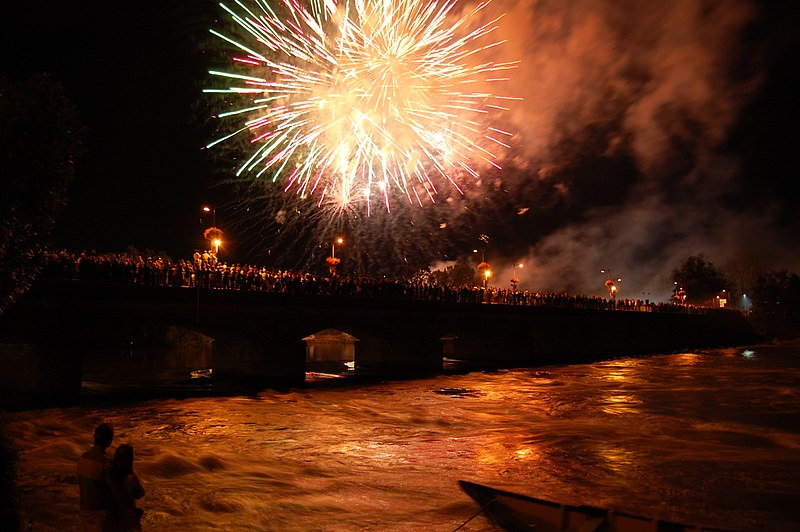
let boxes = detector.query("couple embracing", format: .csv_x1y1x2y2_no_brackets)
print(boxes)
77,423,145,531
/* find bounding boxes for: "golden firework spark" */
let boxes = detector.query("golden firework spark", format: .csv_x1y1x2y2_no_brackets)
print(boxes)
206,0,518,213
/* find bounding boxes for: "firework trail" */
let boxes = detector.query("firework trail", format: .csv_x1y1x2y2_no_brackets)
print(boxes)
206,0,517,215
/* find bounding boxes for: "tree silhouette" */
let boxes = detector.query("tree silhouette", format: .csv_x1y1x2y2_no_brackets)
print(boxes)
0,74,84,315
671,255,729,306
750,270,800,338
432,261,478,287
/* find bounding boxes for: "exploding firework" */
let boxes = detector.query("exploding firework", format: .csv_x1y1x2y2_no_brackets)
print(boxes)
206,0,517,214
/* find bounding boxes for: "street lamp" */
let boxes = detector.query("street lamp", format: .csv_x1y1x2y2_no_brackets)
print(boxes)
203,227,223,256
201,206,216,227
326,237,344,275
476,259,490,289
511,262,523,290
605,279,617,300
332,237,344,259
201,205,223,256
601,269,623,298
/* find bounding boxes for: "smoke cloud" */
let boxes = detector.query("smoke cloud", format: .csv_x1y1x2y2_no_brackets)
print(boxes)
465,0,800,299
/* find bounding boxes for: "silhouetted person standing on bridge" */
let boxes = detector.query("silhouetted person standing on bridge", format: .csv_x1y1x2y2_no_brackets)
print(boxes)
77,423,114,531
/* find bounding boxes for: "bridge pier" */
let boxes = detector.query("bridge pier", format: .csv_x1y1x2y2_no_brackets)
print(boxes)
0,343,82,407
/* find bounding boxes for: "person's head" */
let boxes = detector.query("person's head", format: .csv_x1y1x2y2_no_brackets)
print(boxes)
93,423,114,448
113,444,135,477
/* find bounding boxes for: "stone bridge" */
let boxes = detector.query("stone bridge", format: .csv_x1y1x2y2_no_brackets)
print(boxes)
0,280,756,404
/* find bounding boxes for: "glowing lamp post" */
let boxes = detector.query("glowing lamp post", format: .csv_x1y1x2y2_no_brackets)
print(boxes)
326,237,344,276
476,260,491,290
605,279,617,300
203,227,223,256
601,269,621,301
201,206,223,255
202,205,216,227
672,282,687,304
510,262,523,291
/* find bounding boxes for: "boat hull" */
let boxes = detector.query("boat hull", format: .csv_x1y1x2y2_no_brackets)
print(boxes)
458,480,725,532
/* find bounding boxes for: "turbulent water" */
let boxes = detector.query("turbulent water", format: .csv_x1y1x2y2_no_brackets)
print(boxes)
4,345,800,531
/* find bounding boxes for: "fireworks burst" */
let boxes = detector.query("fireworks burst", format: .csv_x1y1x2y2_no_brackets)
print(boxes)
206,0,517,214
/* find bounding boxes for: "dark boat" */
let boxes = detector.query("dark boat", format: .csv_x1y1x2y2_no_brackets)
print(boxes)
458,480,725,532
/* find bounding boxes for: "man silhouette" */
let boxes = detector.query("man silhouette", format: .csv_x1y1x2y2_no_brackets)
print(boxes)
77,423,114,531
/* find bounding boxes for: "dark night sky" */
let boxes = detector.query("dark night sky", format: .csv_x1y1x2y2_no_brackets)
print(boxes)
3,0,799,297
3,2,219,258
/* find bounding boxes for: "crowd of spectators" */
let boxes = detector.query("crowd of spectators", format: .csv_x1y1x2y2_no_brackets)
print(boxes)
40,250,706,314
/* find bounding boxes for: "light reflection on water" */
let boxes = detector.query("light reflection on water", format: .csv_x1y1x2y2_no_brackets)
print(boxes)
4,346,800,531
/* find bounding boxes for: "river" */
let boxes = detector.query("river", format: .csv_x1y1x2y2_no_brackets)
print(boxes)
3,344,799,531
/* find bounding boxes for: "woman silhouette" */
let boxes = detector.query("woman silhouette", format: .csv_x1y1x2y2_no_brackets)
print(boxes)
110,444,145,531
